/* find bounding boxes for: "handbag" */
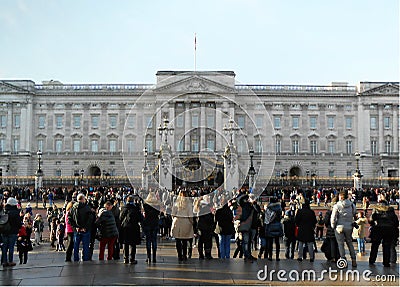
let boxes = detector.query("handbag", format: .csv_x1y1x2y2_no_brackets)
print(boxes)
238,210,254,232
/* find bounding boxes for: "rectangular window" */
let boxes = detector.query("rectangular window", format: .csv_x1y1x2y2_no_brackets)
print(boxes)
92,115,99,128
207,114,214,128
191,137,199,152
327,116,335,129
385,141,391,154
238,115,245,129
109,115,117,128
13,138,19,152
237,140,244,153
292,140,299,154
328,141,335,154
146,116,153,128
0,139,5,152
91,140,98,152
73,115,81,128
274,117,281,129
127,115,135,129
309,116,317,129
55,139,63,153
55,170,62,176
56,115,63,128
207,138,215,151
345,117,352,129
310,140,317,155
384,117,390,129
109,140,117,152
38,115,45,128
14,115,20,128
73,140,80,152
37,139,43,152
145,137,153,153
329,170,335,177
346,140,352,155
275,139,281,154
176,114,184,128
0,115,6,128
192,114,199,128
370,116,377,129
371,140,377,155
256,115,263,129
126,140,134,154
292,116,299,129
177,140,184,152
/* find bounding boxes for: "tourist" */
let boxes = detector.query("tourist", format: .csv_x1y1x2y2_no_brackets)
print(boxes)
64,202,74,262
315,211,324,240
96,201,119,261
171,192,194,262
264,197,283,261
56,219,66,252
33,213,44,246
143,192,160,263
295,200,317,262
322,197,339,262
330,190,357,267
352,211,367,256
215,197,235,259
17,218,32,264
119,195,142,264
1,197,22,267
282,209,296,259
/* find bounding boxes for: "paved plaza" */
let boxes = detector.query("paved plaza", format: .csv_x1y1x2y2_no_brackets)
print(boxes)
0,238,398,286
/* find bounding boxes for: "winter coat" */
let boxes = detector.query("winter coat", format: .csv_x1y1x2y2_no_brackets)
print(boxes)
196,202,215,233
282,214,296,241
369,202,399,241
265,202,283,238
96,208,119,238
331,199,356,231
352,217,368,238
215,203,235,235
324,209,335,238
143,203,160,231
119,203,142,245
64,210,74,234
68,202,95,231
295,206,317,242
171,198,194,240
3,204,22,235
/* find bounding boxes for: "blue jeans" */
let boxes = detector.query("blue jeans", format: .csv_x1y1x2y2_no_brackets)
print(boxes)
242,231,251,258
1,234,18,264
73,231,91,261
356,238,365,253
219,234,232,259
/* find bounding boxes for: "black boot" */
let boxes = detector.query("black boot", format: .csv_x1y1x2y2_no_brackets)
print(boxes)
146,248,151,263
152,248,157,263
205,249,213,260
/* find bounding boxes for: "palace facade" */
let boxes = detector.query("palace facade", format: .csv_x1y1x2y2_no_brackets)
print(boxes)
0,71,398,188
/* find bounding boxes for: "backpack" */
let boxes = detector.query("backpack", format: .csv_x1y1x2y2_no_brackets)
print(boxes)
264,208,276,225
122,208,136,228
0,210,11,234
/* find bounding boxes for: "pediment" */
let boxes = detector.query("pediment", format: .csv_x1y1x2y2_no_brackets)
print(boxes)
361,83,399,96
154,75,236,94
0,81,29,94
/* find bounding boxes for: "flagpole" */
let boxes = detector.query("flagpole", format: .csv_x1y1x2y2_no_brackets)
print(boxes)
194,33,197,72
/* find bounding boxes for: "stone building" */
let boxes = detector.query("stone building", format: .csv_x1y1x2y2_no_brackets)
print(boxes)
0,71,398,188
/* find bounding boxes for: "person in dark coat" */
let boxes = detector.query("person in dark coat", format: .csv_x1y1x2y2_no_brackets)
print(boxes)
96,201,119,261
194,195,215,260
110,199,121,260
368,194,399,267
295,200,317,262
68,193,96,262
264,197,283,261
215,197,235,259
322,197,339,262
142,192,160,263
119,195,142,264
1,197,22,267
237,193,257,262
282,209,296,259
257,206,267,259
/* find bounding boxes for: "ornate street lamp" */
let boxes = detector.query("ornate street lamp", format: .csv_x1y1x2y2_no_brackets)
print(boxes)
158,118,174,145
354,152,363,193
248,148,256,192
35,150,43,208
306,169,310,185
80,169,84,189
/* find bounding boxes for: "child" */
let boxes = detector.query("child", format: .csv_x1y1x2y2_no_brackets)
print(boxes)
17,220,32,264
56,219,66,251
33,214,44,245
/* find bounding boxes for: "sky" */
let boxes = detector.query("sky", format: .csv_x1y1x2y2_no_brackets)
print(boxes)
0,0,398,86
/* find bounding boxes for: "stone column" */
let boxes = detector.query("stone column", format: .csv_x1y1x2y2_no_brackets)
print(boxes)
223,145,239,192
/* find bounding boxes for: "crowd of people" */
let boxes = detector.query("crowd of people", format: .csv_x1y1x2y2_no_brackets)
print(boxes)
0,184,398,269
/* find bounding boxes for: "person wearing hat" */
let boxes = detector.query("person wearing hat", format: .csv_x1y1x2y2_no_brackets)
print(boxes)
142,192,160,263
1,197,22,267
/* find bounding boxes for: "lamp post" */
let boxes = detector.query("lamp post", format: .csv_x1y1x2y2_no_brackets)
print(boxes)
284,169,288,186
80,169,84,189
248,148,256,192
35,150,43,209
354,152,363,193
158,118,174,145
142,146,149,190
222,117,240,193
157,118,174,190
223,117,240,146
306,169,310,185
